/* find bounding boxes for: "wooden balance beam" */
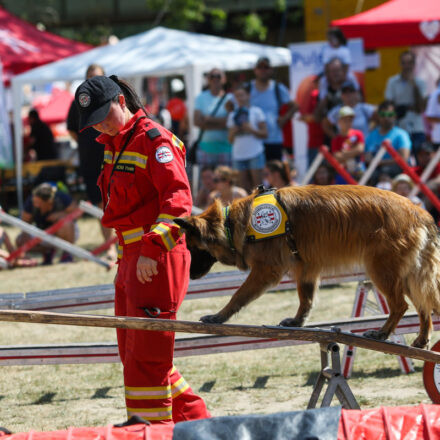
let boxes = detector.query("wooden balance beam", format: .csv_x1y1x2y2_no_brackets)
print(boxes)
0,309,439,364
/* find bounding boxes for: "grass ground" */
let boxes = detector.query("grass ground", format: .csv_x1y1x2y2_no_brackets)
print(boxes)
0,218,432,433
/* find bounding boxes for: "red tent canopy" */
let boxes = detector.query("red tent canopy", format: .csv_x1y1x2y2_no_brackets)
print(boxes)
332,0,440,50
32,88,74,125
0,7,91,81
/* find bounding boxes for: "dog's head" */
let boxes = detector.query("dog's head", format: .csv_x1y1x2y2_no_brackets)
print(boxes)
175,200,237,279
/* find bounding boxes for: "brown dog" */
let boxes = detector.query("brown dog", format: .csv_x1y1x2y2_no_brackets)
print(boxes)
174,185,440,349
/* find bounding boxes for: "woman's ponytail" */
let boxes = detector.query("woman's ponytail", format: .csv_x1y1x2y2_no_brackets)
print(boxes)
109,75,153,119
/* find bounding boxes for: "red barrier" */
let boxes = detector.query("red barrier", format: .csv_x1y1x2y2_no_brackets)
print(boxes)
91,236,118,256
382,140,440,212
318,145,358,185
6,208,84,262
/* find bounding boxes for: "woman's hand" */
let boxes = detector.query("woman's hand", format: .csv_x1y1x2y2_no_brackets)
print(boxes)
136,256,158,283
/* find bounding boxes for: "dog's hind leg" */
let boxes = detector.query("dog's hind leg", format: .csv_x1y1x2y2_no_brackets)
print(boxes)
363,266,409,341
412,310,432,349
279,264,320,327
199,265,285,324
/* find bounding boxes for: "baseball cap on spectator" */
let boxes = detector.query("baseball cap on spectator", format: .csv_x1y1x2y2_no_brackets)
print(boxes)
338,106,355,119
392,173,414,191
256,56,271,68
341,80,356,92
75,75,121,132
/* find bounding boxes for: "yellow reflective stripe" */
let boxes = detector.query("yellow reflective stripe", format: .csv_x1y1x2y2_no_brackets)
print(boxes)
171,377,189,398
127,407,172,421
172,135,184,152
122,227,144,244
171,366,177,374
156,213,176,224
117,245,123,259
153,223,176,251
103,150,113,164
118,152,148,169
125,385,171,400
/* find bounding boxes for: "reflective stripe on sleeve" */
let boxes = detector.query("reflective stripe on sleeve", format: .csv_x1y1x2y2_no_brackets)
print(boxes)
125,385,171,400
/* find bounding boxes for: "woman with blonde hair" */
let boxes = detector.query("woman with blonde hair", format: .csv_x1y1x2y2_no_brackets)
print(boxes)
207,165,248,205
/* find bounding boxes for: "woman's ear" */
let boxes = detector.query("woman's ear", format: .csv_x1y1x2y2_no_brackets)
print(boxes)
118,94,126,109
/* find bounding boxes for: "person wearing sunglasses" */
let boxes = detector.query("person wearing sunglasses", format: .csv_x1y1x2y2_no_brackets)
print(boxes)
193,68,234,167
206,165,247,206
365,100,412,184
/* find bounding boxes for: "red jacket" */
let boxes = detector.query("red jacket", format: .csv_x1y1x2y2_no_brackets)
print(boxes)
97,110,191,260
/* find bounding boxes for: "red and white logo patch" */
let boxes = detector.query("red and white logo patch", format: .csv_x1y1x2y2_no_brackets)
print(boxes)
251,204,281,234
78,93,91,108
155,146,174,163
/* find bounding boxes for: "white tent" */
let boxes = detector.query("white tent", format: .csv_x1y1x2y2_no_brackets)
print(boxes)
11,26,291,211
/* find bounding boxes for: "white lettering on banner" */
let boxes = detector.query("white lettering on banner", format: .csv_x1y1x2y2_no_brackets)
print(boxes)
420,21,440,41
0,29,40,54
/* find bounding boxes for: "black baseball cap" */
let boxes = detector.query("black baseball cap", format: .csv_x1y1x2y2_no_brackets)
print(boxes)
75,75,121,131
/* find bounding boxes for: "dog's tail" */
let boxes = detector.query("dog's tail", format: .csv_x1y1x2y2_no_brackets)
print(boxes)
407,223,440,316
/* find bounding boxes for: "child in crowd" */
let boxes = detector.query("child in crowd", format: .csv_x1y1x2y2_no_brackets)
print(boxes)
227,84,267,193
392,174,425,209
331,106,365,182
207,166,248,206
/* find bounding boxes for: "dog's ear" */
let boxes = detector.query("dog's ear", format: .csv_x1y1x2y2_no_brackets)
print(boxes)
174,217,201,238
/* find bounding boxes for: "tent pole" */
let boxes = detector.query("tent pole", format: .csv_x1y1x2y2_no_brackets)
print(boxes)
11,80,23,214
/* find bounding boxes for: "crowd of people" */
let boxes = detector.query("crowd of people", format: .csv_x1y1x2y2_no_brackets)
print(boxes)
4,27,440,267
192,28,440,226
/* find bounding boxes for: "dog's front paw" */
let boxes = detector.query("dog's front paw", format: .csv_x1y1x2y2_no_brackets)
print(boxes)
200,314,227,324
363,329,388,341
279,317,304,327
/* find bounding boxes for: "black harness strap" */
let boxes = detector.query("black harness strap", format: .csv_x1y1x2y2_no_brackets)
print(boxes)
105,116,147,210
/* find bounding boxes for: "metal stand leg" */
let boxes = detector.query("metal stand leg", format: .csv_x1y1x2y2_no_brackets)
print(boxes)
308,343,360,410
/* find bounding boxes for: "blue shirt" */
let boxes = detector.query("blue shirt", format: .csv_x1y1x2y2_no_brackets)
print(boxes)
250,80,291,144
365,126,412,160
194,90,233,153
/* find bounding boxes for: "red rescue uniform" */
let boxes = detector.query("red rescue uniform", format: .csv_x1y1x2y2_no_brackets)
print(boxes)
97,109,210,425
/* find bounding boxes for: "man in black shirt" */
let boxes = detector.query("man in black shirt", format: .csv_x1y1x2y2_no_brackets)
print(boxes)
28,108,56,160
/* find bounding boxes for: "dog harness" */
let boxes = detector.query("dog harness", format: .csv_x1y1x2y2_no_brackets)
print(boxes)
246,186,290,242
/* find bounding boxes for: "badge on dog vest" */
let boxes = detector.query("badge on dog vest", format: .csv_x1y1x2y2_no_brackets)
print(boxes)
247,190,289,242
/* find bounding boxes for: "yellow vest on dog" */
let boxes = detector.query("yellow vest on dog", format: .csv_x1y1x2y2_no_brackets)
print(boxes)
246,191,289,242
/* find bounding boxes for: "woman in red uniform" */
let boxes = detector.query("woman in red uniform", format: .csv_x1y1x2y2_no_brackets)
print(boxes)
74,75,210,425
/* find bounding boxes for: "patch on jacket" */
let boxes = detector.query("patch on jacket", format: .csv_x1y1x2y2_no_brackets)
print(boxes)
146,128,161,139
155,146,174,163
115,163,135,173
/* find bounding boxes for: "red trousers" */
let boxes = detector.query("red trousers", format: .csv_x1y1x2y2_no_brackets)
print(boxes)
115,242,210,425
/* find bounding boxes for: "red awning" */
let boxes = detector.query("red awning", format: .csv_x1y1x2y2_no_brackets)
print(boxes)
0,7,91,81
32,88,74,125
332,0,440,50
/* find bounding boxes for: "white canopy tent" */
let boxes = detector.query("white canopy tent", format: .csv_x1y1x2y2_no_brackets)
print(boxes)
11,26,291,211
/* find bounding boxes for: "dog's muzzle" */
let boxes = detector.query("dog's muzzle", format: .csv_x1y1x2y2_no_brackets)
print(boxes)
189,247,217,279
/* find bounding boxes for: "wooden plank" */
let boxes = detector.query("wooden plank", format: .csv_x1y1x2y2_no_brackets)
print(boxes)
0,313,436,367
0,309,439,363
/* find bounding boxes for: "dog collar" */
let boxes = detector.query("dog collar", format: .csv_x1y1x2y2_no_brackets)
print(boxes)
222,205,236,252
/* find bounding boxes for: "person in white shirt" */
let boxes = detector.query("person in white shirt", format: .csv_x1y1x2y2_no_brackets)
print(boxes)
385,50,428,152
425,80,440,149
227,83,267,193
